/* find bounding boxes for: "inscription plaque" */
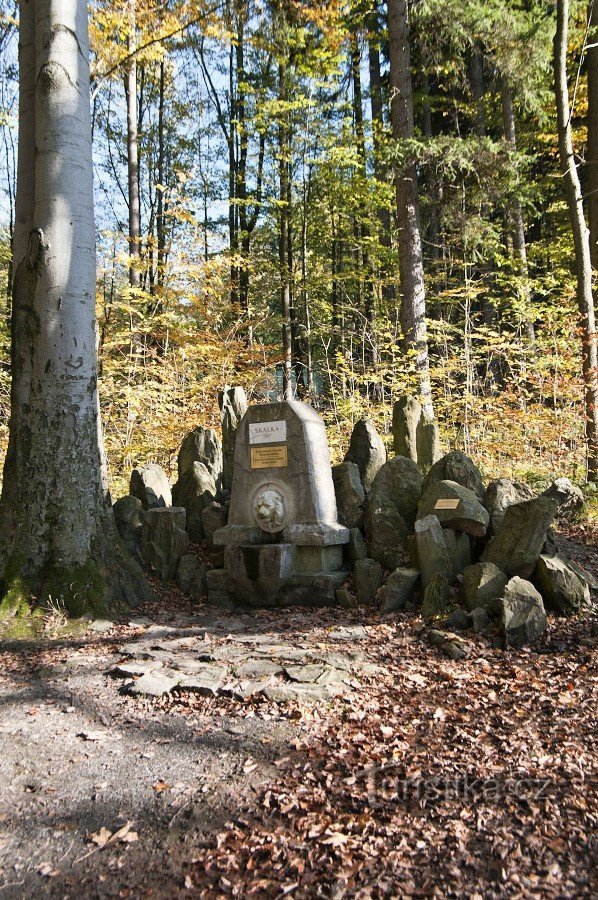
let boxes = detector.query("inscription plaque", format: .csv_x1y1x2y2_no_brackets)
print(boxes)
249,420,287,445
251,445,288,469
434,498,460,510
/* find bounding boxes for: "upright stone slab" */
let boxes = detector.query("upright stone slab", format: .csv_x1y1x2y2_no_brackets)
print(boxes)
392,396,421,461
130,463,172,509
213,401,349,607
344,419,386,492
219,385,248,492
177,426,223,491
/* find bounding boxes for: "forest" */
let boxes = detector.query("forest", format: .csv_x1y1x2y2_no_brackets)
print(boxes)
0,1,596,897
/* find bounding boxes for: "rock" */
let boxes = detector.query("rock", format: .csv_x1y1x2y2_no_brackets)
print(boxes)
176,553,199,594
543,527,558,557
125,672,181,697
422,451,485,501
344,418,386,492
484,479,535,534
369,456,423,527
382,567,420,612
461,562,508,613
448,608,472,631
471,607,491,633
332,461,365,529
414,515,453,589
427,629,470,660
177,426,223,490
546,477,584,520
481,494,561,577
499,577,547,648
347,528,367,563
421,574,451,619
353,558,383,605
365,496,410,570
172,462,216,543
130,463,172,509
418,480,489,537
392,395,421,461
113,494,145,561
335,587,353,608
141,507,189,581
177,671,226,696
568,559,598,591
442,529,472,574
201,501,228,544
219,386,248,491
416,417,440,473
534,554,591,617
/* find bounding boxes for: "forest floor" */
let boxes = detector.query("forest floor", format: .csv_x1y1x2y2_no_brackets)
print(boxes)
0,526,596,899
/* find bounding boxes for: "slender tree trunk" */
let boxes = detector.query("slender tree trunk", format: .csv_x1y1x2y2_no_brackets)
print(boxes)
0,0,147,614
387,0,433,418
554,0,598,480
501,74,535,340
420,63,441,260
125,0,140,290
279,63,292,400
588,0,598,270
156,59,166,296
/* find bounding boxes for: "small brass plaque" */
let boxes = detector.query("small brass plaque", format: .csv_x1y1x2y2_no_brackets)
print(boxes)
434,498,460,510
251,444,288,469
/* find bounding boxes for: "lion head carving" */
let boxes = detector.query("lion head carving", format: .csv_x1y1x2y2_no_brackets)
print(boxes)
253,489,285,533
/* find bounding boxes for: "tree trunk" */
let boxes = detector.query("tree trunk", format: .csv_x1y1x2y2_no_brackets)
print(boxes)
0,0,147,616
553,0,598,480
279,63,292,400
387,0,434,419
588,0,598,270
156,59,166,296
501,73,535,341
125,0,140,290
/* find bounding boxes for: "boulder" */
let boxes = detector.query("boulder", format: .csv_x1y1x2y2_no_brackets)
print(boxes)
421,574,451,620
392,395,421,461
461,562,508,613
546,477,584,521
414,515,453,589
172,462,216,543
484,479,535,535
534,554,591,617
347,528,368,563
481,494,561,577
218,386,248,491
201,501,228,545
442,529,472,574
416,418,440,473
176,553,199,594
365,497,410,570
130,462,172,509
177,426,223,491
141,507,189,581
499,577,547,648
471,607,491,633
332,461,365,529
427,629,470,660
418,480,489,537
422,451,485,501
382,567,420,612
448,608,472,631
344,419,386,492
368,456,423,527
353,558,383,605
113,495,145,561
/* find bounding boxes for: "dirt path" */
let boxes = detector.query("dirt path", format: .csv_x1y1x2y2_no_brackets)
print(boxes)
0,537,596,898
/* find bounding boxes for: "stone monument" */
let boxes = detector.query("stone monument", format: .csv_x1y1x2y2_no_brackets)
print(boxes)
210,400,349,606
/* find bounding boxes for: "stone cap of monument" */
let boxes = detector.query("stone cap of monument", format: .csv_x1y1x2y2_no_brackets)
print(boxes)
214,400,349,546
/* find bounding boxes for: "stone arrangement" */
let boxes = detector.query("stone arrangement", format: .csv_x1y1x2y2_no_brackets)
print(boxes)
112,389,595,652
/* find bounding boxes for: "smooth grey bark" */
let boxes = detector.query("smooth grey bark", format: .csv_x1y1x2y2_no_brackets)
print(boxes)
125,0,141,290
553,0,598,480
0,0,147,614
501,74,535,341
387,0,434,419
588,0,598,270
278,62,292,401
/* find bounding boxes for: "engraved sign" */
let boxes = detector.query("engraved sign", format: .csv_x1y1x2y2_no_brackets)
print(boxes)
434,498,460,510
251,445,288,469
249,420,287,445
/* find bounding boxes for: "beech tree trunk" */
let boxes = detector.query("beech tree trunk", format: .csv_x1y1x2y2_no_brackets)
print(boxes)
553,0,598,480
387,0,434,418
125,0,141,290
588,0,598,270
0,0,147,615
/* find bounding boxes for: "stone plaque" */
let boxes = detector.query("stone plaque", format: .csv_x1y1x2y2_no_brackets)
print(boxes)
251,445,288,469
434,498,460,510
249,420,287,445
